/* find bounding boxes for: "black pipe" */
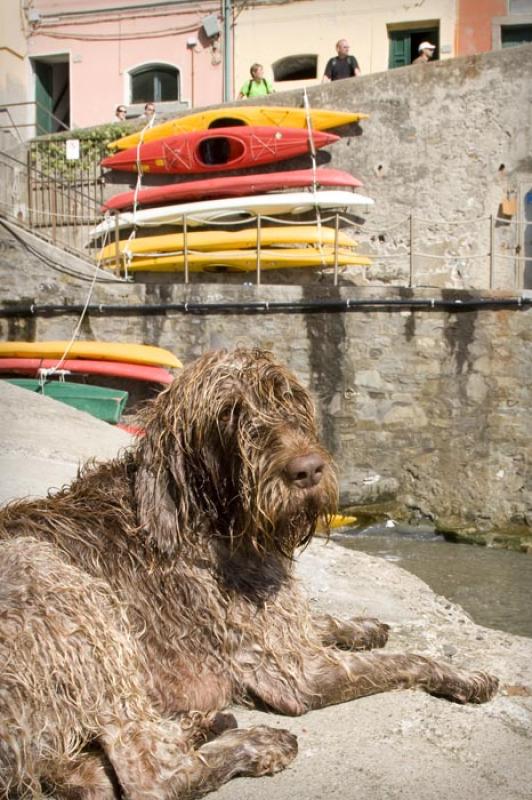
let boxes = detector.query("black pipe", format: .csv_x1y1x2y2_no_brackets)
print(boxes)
0,296,530,318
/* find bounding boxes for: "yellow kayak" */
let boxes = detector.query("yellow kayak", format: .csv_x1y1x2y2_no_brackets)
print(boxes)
98,226,358,262
109,106,368,150
114,248,371,273
0,341,182,368
317,514,358,532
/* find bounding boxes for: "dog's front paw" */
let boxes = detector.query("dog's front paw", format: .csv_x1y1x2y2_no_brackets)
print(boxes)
458,671,499,704
363,619,390,649
245,726,299,776
431,670,499,704
349,617,390,650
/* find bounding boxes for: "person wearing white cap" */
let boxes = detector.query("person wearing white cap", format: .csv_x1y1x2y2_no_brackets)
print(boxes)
412,41,436,64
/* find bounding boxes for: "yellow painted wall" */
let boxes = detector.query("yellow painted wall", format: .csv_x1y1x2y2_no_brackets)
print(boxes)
0,0,32,138
233,0,456,97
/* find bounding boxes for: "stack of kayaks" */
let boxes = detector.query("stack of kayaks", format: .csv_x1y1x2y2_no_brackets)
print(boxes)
0,341,181,423
96,105,373,274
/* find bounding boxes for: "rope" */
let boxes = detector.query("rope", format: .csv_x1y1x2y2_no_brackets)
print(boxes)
42,228,111,376
303,88,326,265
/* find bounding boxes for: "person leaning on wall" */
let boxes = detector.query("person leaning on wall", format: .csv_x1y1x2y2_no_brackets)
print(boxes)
412,41,436,64
140,102,156,121
238,63,274,99
322,39,361,82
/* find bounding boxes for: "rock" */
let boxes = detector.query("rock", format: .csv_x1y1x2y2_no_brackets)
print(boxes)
339,470,400,507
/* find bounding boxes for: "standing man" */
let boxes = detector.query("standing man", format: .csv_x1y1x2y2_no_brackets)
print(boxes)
322,39,361,82
412,41,436,64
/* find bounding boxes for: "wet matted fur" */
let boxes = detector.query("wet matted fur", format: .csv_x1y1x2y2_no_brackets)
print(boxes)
0,348,497,799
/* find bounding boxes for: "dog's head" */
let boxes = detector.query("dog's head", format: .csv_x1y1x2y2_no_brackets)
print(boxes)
135,349,338,559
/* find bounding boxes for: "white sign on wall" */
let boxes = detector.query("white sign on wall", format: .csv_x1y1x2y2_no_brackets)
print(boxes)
65,139,80,160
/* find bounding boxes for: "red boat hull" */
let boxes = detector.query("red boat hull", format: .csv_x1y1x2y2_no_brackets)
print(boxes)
101,126,339,175
0,358,174,384
102,168,363,212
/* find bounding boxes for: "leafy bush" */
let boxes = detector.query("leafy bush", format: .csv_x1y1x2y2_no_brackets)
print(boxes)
30,123,134,181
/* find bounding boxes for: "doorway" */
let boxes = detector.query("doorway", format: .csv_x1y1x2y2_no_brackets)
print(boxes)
32,56,70,135
388,25,439,68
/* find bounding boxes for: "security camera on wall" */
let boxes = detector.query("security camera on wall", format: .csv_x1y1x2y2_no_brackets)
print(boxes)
187,36,199,48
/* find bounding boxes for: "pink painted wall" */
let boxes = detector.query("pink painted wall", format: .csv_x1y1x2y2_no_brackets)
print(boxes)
456,0,507,55
26,0,224,128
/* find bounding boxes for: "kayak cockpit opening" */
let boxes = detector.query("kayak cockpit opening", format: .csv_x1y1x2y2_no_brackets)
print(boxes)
198,137,245,166
208,117,247,128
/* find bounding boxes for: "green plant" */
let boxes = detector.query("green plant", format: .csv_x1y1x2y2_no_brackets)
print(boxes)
30,123,136,181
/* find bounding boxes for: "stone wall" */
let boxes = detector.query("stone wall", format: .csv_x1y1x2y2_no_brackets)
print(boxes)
1,222,531,548
97,44,532,292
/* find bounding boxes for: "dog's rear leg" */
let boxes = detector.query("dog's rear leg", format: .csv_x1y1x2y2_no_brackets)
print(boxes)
102,721,297,800
306,651,499,707
245,650,497,715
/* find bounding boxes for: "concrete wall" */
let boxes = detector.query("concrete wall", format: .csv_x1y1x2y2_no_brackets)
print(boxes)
298,43,531,292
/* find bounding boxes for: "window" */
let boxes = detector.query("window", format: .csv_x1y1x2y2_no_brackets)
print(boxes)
510,0,532,12
501,24,532,47
272,54,318,82
130,64,180,103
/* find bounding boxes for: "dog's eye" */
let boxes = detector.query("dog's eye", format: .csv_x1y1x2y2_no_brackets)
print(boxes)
219,403,240,432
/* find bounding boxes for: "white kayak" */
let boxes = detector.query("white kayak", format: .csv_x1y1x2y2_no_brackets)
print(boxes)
90,190,374,239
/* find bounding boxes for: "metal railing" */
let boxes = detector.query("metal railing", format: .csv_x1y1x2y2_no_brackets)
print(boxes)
0,139,527,290
0,101,71,142
0,148,103,258
97,208,527,290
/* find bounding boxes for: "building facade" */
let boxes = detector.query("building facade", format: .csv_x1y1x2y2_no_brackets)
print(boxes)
233,0,532,93
1,0,531,140
1,0,224,137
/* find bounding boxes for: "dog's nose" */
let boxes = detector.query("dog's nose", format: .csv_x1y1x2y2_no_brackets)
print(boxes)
285,453,325,489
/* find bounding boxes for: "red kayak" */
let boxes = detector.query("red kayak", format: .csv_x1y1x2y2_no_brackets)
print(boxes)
100,126,339,175
102,168,363,212
0,358,174,384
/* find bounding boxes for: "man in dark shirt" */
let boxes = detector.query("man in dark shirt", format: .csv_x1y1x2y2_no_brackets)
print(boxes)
322,39,361,82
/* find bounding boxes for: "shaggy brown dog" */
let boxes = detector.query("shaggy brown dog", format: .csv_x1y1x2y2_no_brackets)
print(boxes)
0,348,497,799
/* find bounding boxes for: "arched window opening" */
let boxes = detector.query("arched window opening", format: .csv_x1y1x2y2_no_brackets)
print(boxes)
130,64,180,103
272,54,318,82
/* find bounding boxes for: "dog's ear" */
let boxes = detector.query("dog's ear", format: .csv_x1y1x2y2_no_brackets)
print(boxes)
134,427,190,559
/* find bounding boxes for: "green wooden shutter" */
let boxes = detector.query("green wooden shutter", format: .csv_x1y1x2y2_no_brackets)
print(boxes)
389,32,411,69
35,61,54,135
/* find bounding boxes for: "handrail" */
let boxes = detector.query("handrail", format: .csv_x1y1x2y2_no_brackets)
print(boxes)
0,100,71,134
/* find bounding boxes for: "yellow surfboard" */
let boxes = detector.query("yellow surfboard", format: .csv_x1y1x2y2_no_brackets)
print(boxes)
115,248,371,273
109,106,368,150
0,341,182,368
98,226,358,262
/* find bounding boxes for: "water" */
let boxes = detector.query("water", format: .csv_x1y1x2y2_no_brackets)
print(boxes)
334,525,532,639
